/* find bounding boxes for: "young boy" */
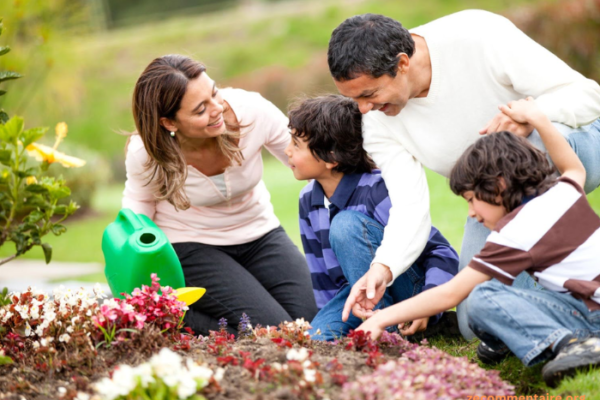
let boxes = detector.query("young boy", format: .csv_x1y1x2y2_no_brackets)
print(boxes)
353,97,600,387
284,95,459,341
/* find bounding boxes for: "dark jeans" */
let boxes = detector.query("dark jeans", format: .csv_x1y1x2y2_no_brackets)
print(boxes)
172,226,317,336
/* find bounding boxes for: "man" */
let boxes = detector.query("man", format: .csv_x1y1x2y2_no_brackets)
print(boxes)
328,10,600,340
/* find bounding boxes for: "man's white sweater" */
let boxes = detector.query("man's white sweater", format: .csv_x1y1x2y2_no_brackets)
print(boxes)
363,10,600,282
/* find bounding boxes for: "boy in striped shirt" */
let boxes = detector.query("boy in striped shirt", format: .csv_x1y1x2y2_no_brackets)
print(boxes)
353,97,600,387
284,95,459,341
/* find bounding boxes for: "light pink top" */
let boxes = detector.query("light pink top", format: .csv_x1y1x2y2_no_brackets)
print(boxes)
122,88,290,245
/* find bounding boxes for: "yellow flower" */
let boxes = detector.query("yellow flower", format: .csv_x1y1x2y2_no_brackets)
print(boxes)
25,122,86,168
26,142,86,168
26,176,37,185
54,122,68,150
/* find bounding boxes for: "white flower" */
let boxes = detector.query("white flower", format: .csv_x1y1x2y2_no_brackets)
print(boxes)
304,368,317,383
40,337,54,347
94,283,107,299
110,365,138,395
20,322,32,337
286,347,309,362
15,304,30,320
32,341,40,349
162,374,180,388
134,363,154,388
177,376,198,399
59,333,71,343
58,387,67,397
271,362,282,371
186,359,213,388
75,392,90,400
1,311,13,323
93,377,122,400
150,348,183,378
214,367,225,382
67,326,74,334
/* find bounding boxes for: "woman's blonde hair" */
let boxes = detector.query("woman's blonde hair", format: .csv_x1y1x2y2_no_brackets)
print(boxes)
132,55,244,210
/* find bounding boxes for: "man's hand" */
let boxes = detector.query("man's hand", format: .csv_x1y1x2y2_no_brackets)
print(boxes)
342,263,392,322
399,317,429,336
479,111,534,137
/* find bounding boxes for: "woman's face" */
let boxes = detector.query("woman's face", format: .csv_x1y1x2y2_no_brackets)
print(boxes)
166,73,226,140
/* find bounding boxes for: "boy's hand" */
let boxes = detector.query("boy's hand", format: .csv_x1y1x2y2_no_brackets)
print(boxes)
355,317,386,341
498,97,546,127
479,111,534,137
342,263,392,322
399,317,429,336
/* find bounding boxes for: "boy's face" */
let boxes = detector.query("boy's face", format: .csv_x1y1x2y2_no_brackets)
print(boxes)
463,191,508,230
284,131,332,181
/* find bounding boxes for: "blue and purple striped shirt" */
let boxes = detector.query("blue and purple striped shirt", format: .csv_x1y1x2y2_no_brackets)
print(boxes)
299,171,459,310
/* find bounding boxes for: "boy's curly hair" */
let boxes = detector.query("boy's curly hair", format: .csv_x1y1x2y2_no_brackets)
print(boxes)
450,131,557,212
287,95,376,174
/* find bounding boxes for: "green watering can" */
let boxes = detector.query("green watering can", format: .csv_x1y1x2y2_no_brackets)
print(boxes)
102,208,205,306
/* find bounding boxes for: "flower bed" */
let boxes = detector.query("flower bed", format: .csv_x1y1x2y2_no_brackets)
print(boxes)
0,276,514,399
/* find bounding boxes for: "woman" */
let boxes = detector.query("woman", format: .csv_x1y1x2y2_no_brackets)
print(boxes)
123,54,317,335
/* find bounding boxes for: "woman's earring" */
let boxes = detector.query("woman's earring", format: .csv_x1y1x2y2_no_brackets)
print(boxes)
170,131,176,137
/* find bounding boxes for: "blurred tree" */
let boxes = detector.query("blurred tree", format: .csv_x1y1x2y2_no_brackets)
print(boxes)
0,0,97,116
510,0,600,84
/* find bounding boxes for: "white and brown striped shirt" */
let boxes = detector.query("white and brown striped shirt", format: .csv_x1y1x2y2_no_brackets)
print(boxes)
470,177,600,310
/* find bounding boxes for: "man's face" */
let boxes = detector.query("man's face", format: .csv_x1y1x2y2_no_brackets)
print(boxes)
334,72,410,116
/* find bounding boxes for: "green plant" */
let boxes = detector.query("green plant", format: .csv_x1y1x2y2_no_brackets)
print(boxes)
0,117,82,265
0,18,23,123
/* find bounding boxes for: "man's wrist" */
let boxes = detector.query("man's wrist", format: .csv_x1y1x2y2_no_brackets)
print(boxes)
371,262,393,283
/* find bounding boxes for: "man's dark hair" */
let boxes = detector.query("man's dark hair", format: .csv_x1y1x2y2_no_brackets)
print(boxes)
450,131,557,213
288,95,376,175
328,14,415,81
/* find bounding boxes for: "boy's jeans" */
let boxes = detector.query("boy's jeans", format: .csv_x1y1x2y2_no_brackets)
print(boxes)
467,280,600,366
458,119,600,341
309,210,425,341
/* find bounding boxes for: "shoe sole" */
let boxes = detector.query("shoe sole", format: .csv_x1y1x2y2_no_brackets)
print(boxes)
542,353,600,388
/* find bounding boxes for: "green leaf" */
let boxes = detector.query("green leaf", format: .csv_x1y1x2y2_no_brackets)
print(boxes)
50,224,66,236
0,71,22,83
0,90,5,97
21,127,48,147
0,149,10,165
25,184,49,194
4,116,24,142
0,46,9,56
25,210,45,224
0,355,13,366
0,111,8,124
42,243,52,264
53,205,67,215
52,186,71,200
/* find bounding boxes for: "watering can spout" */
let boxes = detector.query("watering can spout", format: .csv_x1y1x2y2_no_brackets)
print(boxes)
174,287,206,306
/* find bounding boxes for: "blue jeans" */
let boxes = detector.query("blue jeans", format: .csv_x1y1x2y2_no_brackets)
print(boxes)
457,119,600,341
467,280,600,366
309,211,425,341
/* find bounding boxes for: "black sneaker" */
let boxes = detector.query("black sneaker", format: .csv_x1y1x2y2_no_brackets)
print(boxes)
407,311,461,343
542,337,600,388
477,341,511,365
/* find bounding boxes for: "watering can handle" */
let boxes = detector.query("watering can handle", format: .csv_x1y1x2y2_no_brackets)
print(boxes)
117,208,146,232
